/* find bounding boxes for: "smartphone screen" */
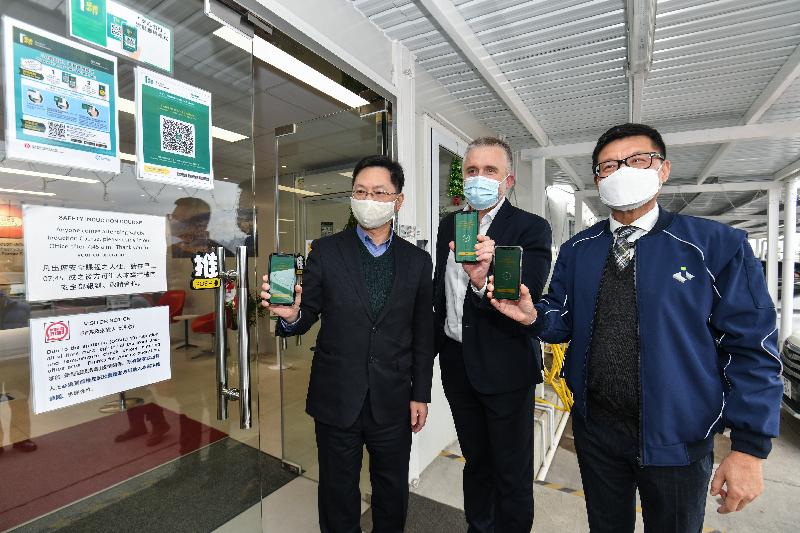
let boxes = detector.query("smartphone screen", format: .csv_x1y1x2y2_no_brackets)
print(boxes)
493,246,522,300
454,211,479,263
269,253,297,306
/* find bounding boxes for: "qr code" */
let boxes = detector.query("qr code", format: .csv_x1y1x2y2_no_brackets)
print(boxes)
160,116,196,158
47,122,66,139
110,23,122,39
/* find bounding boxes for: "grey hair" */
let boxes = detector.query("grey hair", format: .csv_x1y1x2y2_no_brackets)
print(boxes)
464,137,514,175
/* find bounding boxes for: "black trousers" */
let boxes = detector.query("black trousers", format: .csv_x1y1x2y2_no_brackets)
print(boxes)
440,338,534,533
315,393,411,533
573,414,713,533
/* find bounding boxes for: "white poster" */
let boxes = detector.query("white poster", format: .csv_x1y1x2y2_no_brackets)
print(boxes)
23,205,167,301
29,306,171,413
135,67,214,190
2,16,120,174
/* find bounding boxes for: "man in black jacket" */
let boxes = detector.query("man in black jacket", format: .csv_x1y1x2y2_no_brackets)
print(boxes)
261,155,434,533
434,137,552,532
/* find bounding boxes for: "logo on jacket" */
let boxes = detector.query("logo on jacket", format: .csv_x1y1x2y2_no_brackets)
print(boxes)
672,266,695,284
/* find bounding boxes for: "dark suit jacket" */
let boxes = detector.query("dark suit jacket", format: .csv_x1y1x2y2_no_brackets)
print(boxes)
433,201,552,394
277,227,434,428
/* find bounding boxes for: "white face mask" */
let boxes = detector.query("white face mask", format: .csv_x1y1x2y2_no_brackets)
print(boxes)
598,165,662,211
350,197,396,229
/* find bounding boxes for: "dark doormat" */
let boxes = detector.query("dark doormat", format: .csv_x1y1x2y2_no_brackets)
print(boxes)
360,492,467,533
11,438,297,533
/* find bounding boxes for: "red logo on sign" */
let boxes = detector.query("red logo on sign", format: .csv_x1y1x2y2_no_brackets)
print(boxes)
45,321,70,342
24,143,30,148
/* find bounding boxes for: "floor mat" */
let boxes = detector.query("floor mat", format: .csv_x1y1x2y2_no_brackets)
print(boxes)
10,438,297,533
360,492,467,533
0,403,226,531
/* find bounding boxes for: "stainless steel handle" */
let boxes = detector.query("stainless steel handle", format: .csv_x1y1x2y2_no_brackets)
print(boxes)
236,245,252,429
215,246,228,421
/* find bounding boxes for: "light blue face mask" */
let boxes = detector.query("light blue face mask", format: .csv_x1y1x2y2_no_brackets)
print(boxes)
463,175,508,210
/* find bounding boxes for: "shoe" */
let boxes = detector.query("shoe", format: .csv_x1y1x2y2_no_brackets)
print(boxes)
146,424,171,447
12,439,37,452
114,427,147,442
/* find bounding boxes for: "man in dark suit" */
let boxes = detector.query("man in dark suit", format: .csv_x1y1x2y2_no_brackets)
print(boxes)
434,137,552,532
261,155,434,533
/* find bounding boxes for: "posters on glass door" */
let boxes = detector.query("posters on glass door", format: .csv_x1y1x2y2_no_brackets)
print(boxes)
1,16,120,174
29,306,171,414
135,67,214,190
68,0,173,74
23,205,167,302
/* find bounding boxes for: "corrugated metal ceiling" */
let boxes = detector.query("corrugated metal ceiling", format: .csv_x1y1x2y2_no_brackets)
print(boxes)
353,0,800,233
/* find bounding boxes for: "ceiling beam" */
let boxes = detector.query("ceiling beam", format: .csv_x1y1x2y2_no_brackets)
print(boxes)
522,119,800,160
774,157,800,181
417,0,585,190
696,44,800,185
625,0,657,122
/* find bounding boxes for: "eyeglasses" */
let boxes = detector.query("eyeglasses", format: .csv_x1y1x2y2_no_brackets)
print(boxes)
594,152,665,177
351,189,399,202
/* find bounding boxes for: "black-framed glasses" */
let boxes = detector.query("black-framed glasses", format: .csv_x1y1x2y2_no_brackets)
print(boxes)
594,152,665,177
351,189,399,202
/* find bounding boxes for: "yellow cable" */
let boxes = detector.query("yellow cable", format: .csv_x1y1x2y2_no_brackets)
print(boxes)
539,343,573,412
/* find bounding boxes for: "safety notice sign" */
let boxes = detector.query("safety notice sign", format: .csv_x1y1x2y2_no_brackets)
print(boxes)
135,67,214,189
2,16,120,174
29,306,171,413
23,205,167,302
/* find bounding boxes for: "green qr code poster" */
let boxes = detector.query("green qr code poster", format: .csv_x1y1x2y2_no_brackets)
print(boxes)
135,67,213,189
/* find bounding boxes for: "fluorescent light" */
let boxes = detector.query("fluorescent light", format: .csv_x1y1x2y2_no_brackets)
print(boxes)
211,126,248,143
213,26,370,108
120,152,136,162
0,166,99,184
118,97,248,143
278,185,321,196
279,218,294,222
281,165,287,168
0,187,55,196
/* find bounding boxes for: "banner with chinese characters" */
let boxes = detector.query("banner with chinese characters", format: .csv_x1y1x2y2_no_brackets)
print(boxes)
22,205,167,301
68,0,173,73
2,16,120,173
135,67,214,189
29,306,171,413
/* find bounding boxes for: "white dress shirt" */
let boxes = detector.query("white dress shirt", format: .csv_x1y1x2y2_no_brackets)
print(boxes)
444,198,506,343
609,204,659,243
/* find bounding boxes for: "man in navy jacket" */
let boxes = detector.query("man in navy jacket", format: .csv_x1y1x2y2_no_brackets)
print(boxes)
489,123,782,532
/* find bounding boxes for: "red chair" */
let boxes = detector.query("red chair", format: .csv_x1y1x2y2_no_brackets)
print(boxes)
157,290,186,323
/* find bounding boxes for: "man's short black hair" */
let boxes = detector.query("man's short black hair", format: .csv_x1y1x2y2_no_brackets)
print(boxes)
352,155,405,193
592,123,667,169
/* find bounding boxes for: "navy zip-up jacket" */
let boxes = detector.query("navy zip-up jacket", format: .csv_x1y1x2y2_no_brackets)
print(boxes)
532,207,782,466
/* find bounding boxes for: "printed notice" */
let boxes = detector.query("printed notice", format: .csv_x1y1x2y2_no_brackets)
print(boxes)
136,67,213,189
29,306,171,413
23,205,167,301
68,0,173,73
2,16,120,173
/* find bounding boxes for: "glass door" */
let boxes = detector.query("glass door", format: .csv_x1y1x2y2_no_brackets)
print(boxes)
0,1,266,531
272,105,389,491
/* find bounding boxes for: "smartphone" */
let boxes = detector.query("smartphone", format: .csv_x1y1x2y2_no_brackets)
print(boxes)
268,253,297,306
493,246,523,300
454,211,479,263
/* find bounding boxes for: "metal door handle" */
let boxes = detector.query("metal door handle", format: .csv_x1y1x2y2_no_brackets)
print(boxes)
214,246,228,421
236,245,252,429
215,246,252,430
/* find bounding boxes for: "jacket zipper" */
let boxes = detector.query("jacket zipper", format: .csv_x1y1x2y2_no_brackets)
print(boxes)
581,241,608,417
634,239,645,467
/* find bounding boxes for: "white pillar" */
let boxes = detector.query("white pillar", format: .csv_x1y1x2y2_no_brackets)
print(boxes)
393,41,417,243
575,193,584,233
531,157,546,218
780,177,798,346
767,186,780,305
